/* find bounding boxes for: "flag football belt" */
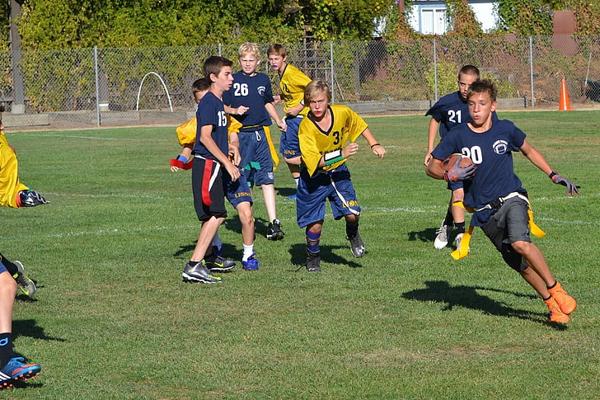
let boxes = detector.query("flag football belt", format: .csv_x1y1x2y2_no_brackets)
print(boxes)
475,192,528,212
239,124,263,132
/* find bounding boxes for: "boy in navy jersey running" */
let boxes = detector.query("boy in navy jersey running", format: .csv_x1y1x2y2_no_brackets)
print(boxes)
425,65,480,251
223,43,286,241
427,79,579,324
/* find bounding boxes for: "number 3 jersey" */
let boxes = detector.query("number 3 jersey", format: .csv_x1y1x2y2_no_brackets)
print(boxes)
194,91,229,160
299,104,368,176
426,91,470,139
431,119,527,226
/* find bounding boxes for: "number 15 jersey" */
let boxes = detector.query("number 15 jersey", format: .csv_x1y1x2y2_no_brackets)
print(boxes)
299,104,368,176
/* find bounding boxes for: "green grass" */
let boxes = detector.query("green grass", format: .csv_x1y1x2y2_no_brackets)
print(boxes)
1,110,600,399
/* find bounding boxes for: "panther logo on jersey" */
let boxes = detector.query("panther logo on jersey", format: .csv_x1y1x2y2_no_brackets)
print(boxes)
493,140,508,155
257,86,266,96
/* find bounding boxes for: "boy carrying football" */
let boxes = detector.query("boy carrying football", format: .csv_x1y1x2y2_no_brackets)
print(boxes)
427,79,579,325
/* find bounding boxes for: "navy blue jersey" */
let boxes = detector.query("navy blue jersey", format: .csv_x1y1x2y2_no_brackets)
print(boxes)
194,91,229,160
431,119,527,226
426,91,470,138
223,72,274,129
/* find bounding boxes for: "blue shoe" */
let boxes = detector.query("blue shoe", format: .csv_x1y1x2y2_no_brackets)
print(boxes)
0,357,41,389
242,254,260,271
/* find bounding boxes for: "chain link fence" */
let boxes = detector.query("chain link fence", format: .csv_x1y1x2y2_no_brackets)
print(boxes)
1,35,600,128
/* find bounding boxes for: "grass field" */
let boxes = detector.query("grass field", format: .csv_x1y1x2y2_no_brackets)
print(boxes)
1,110,599,399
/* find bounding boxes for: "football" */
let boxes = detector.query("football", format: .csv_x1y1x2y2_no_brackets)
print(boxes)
443,153,473,171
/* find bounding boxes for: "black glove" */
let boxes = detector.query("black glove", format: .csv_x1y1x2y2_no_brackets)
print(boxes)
445,163,476,182
549,171,579,196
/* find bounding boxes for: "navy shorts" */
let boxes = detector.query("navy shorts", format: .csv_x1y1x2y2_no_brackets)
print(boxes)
224,169,253,208
279,115,303,159
239,128,274,186
447,180,464,191
480,197,531,272
0,261,6,274
296,164,361,228
192,158,227,221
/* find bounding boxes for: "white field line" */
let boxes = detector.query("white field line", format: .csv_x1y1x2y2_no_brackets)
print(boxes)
17,133,139,141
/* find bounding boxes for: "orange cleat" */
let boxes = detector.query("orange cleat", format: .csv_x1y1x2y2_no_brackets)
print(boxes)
544,297,570,325
549,282,577,315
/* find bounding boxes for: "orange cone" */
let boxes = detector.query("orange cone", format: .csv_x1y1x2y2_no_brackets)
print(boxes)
559,78,572,111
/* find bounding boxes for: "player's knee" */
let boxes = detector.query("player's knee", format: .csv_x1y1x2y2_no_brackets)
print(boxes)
510,240,531,255
0,271,17,298
344,214,359,224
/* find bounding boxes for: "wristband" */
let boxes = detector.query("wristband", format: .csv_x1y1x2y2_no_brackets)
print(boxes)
170,158,193,170
370,143,380,149
548,171,557,179
176,155,189,163
324,149,344,166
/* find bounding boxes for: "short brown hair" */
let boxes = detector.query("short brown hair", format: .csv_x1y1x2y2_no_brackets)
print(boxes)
203,56,233,82
192,77,210,93
467,79,497,101
458,65,480,79
267,44,287,58
304,80,329,105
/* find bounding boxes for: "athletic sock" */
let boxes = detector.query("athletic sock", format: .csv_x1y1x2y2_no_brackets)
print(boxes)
188,260,200,267
0,253,18,276
212,234,223,253
294,178,299,188
454,222,465,234
306,229,321,254
346,220,359,239
242,244,254,262
547,280,557,290
443,206,453,226
0,333,13,369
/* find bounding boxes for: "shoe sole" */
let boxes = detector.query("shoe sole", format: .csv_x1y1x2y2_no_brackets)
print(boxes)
433,239,448,250
181,273,221,284
207,265,235,273
14,261,37,298
266,233,284,240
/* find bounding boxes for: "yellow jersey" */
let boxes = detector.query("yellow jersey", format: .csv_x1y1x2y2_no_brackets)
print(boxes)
0,130,29,208
175,115,242,147
279,64,311,116
298,104,368,176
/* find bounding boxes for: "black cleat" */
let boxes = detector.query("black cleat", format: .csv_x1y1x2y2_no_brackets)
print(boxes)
347,233,365,257
306,251,321,272
182,261,222,284
205,254,235,272
266,219,285,240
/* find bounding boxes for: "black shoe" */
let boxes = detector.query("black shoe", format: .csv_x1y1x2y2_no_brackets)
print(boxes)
347,233,365,257
306,251,321,272
182,261,222,284
266,219,285,240
205,254,235,272
19,190,48,207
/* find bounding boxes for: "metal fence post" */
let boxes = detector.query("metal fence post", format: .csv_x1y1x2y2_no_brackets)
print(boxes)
529,36,535,109
433,38,439,102
218,43,222,56
330,41,335,103
94,46,101,127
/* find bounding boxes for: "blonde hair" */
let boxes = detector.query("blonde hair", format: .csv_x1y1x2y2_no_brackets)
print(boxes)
239,42,261,60
304,80,330,105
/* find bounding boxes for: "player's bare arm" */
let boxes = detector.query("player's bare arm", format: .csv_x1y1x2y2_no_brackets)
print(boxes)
425,119,440,165
170,146,193,172
224,105,249,116
265,102,286,132
286,103,304,117
426,158,446,179
360,128,385,158
200,124,240,181
520,140,579,195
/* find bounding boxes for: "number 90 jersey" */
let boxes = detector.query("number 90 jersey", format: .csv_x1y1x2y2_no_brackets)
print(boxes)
425,91,470,139
299,104,368,176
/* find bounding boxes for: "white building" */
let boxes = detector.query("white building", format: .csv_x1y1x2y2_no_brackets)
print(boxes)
407,0,499,35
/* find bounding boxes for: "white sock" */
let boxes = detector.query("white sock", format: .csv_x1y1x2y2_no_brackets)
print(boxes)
294,177,299,187
242,244,254,261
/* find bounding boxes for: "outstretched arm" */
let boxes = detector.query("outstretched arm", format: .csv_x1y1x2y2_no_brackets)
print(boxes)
361,128,385,158
520,140,579,195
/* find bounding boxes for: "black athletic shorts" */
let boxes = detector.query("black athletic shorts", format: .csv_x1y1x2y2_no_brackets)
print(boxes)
192,157,227,221
480,196,531,272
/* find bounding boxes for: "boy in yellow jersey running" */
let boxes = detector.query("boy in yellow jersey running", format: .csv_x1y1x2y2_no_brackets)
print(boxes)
267,44,311,197
293,81,385,272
